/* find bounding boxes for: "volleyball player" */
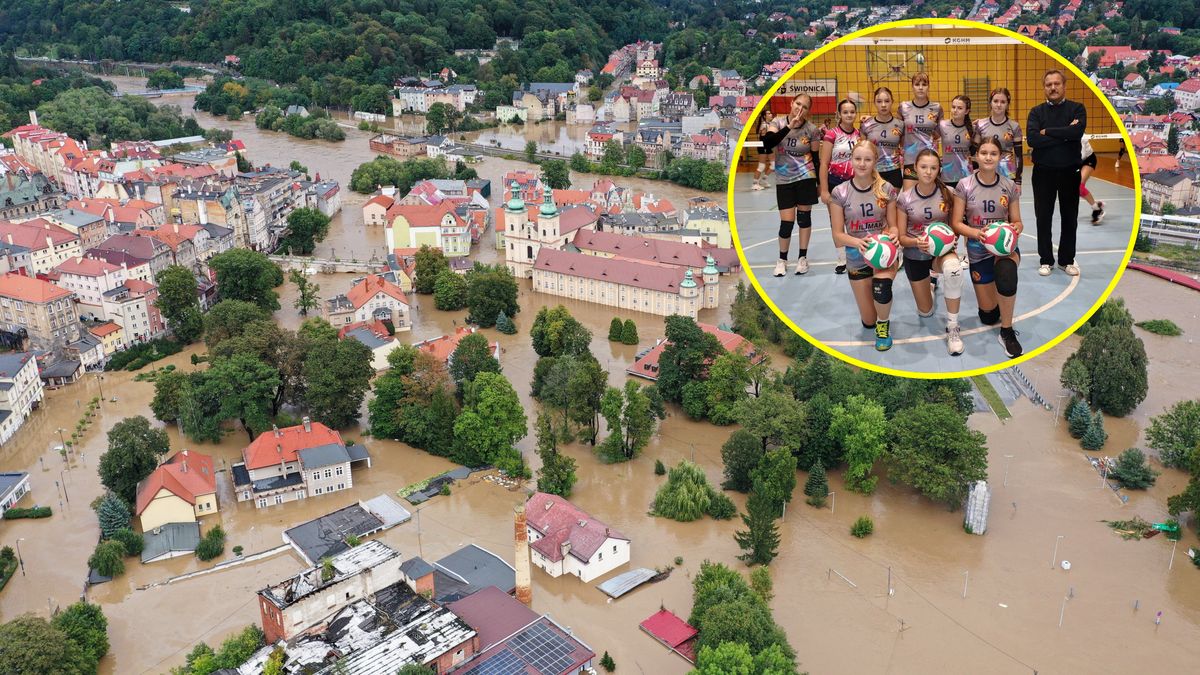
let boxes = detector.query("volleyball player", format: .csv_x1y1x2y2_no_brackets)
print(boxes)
760,94,821,276
1079,135,1105,224
951,136,1025,358
937,95,977,187
860,87,905,189
900,73,943,191
821,99,862,274
752,110,775,191
829,139,900,351
974,88,1023,194
896,149,966,356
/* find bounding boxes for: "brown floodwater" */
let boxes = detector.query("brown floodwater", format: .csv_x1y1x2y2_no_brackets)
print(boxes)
0,76,1196,674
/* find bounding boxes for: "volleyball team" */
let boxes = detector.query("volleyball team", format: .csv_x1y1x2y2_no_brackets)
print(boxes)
753,71,1101,359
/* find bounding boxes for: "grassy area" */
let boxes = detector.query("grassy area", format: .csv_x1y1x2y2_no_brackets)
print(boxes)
1136,319,1183,336
971,375,1012,420
1134,243,1200,270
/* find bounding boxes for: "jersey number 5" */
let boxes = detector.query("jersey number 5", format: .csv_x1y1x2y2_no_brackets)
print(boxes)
923,206,933,221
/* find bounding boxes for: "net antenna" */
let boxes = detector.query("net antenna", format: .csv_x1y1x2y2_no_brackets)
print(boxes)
866,45,926,87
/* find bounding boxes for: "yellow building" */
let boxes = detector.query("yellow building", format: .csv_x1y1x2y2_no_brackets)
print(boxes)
385,201,471,257
135,450,218,532
88,322,125,356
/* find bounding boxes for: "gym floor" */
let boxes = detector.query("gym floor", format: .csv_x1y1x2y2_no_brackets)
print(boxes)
731,155,1137,373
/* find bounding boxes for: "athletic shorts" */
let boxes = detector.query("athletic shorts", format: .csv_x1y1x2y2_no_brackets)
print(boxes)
757,148,772,158
881,168,903,190
828,174,849,192
903,256,935,282
845,247,876,280
968,246,1021,285
776,179,818,209
1082,153,1097,169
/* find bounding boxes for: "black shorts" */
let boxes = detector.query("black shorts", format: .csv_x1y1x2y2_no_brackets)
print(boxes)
848,264,875,281
881,169,903,190
1082,153,1097,169
776,179,818,210
969,248,1021,285
903,256,935,282
757,148,772,157
828,174,850,192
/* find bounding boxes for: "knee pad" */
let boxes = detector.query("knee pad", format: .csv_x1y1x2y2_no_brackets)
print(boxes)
995,258,1018,297
1079,183,1089,198
871,278,893,305
941,256,964,300
978,306,1001,325
778,220,795,239
795,210,812,229
757,162,767,173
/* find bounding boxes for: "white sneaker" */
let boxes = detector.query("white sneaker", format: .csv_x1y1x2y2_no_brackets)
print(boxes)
773,260,787,277
1038,264,1052,276
1060,263,1080,276
752,183,765,191
794,257,809,275
946,323,964,356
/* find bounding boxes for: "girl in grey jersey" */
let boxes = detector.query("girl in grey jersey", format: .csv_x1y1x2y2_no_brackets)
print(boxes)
861,86,905,189
974,87,1023,194
937,95,977,185
760,94,821,276
896,149,966,356
951,136,1026,359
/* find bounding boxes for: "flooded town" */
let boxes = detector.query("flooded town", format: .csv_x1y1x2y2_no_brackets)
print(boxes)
3,4,1200,675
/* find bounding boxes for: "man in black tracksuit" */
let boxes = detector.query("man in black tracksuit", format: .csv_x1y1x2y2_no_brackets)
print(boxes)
1026,69,1086,276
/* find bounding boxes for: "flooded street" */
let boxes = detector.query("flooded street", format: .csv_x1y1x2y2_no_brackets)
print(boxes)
0,75,1196,673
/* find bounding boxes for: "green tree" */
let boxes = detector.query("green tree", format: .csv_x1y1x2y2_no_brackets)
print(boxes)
887,403,989,507
99,416,170,504
530,306,593,357
620,318,638,345
206,353,281,439
96,492,131,539
735,490,781,566
51,601,109,673
350,156,450,194
750,448,797,515
367,346,419,439
155,265,203,343
303,329,373,428
1146,400,1200,469
453,372,528,474
1112,448,1159,489
525,140,539,163
652,460,729,521
721,429,762,492
413,245,449,294
203,299,271,348
394,353,460,456
209,249,283,311
433,268,468,310
1068,399,1092,438
541,159,571,189
733,388,805,452
570,152,591,173
235,150,252,172
281,207,331,255
804,460,829,506
598,380,658,462
830,394,887,494
449,332,501,391
795,392,837,470
1060,358,1092,405
288,269,321,315
657,315,724,403
608,317,623,341
1066,322,1150,417
196,525,226,561
599,652,616,672
0,616,89,674
426,102,462,134
465,264,519,327
147,68,185,90
495,310,517,334
567,356,607,445
112,528,144,557
1082,413,1108,451
397,665,437,675
1169,123,1179,155
706,350,751,424
535,413,577,497
88,540,126,577
600,140,624,170
627,144,647,169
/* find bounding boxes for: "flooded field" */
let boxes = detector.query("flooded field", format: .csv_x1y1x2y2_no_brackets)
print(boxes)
0,76,1196,674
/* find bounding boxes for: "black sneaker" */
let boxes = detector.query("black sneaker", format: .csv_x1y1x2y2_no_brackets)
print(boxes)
1091,201,1104,225
998,327,1022,359
834,263,847,275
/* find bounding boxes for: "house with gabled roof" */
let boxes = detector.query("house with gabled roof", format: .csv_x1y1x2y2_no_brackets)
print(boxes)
325,273,411,331
339,319,397,371
524,492,631,583
135,449,218,532
385,199,471,257
413,326,500,366
231,417,372,509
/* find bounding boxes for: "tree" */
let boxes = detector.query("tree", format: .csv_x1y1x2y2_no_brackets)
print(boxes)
453,372,528,474
600,140,624,170
1169,123,1180,155
196,525,226,561
99,416,170,504
733,388,805,452
599,652,616,672
413,245,449,294
289,269,321,315
627,145,647,169
89,540,126,577
566,356,607,445
206,353,281,439
887,403,989,507
525,140,538,163
735,491,782,566
281,207,331,255
426,102,462,134
620,319,638,345
1112,448,1159,489
393,353,460,457
397,666,436,675
304,329,373,428
147,68,185,90
830,395,887,494
1082,413,1108,451
495,310,517,334
465,264,519,327
570,152,591,172
608,317,623,341
652,460,729,521
530,306,592,358
706,351,751,424
449,332,501,391
209,249,282,311
657,315,724,403
536,413,577,497
112,528,144,557
1060,358,1092,404
804,460,829,507
1068,399,1092,438
235,150,252,172
52,601,109,673
350,156,449,194
204,299,271,348
1146,400,1200,469
96,492,131,538
155,265,203,343
541,159,571,189
598,380,658,462
750,448,797,515
721,429,762,492
0,616,89,674
433,268,468,310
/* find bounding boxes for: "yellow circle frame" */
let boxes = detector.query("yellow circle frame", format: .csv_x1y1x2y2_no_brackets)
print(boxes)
726,18,1142,380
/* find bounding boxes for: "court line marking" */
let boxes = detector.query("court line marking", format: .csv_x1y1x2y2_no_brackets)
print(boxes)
744,229,832,250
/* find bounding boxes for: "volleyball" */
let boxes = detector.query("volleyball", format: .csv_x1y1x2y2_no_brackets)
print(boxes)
915,52,925,65
924,222,957,257
981,222,1017,257
864,233,900,269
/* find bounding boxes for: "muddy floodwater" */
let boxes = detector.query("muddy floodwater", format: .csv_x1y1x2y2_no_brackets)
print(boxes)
0,76,1197,674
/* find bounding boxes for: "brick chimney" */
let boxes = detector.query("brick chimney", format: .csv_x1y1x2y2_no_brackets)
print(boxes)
514,505,532,606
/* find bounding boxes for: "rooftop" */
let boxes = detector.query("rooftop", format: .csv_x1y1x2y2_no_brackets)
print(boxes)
134,449,216,515
0,352,36,378
627,323,765,381
533,248,701,296
243,420,343,470
525,492,629,564
0,273,72,304
260,540,401,610
282,503,387,565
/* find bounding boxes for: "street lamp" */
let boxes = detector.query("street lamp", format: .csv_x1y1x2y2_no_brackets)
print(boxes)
1051,535,1064,569
15,538,25,576
96,372,105,401
829,491,836,514
56,428,67,450
1003,454,1015,487
59,471,69,504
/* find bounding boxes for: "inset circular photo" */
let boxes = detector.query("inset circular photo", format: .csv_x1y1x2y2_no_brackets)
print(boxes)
729,20,1139,377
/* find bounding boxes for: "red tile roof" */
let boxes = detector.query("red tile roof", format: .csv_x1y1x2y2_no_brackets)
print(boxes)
1177,78,1200,94
0,272,72,303
571,229,738,271
54,256,121,277
134,224,204,250
525,492,628,564
414,326,498,363
626,323,764,380
640,609,697,650
535,248,701,295
338,319,392,340
0,219,79,251
345,274,408,310
386,200,463,229
135,449,216,515
243,421,343,470
365,194,394,209
89,322,122,338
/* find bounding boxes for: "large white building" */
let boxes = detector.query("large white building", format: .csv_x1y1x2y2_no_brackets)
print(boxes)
0,352,44,446
524,492,630,583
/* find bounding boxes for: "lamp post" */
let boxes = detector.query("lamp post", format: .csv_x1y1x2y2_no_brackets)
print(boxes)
96,373,105,401
59,471,69,504
829,492,836,514
1003,454,1015,487
15,538,25,576
1051,535,1064,569
56,428,67,451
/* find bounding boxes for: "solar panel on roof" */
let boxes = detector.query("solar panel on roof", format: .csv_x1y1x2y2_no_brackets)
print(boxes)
509,622,576,674
459,648,524,675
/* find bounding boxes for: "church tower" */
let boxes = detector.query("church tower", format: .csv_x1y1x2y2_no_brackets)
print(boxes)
702,255,719,309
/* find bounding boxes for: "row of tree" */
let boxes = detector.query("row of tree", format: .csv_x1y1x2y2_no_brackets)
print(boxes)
689,562,798,674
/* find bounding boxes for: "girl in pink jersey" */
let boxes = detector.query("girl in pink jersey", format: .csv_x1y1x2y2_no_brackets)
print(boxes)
896,149,966,356
951,136,1026,358
821,99,861,275
829,139,900,351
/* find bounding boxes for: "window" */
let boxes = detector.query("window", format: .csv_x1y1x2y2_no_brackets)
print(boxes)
324,468,332,479
598,551,603,561
312,471,320,481
337,483,345,490
613,544,618,553
257,498,267,508
335,466,344,476
274,495,284,504
314,487,322,495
